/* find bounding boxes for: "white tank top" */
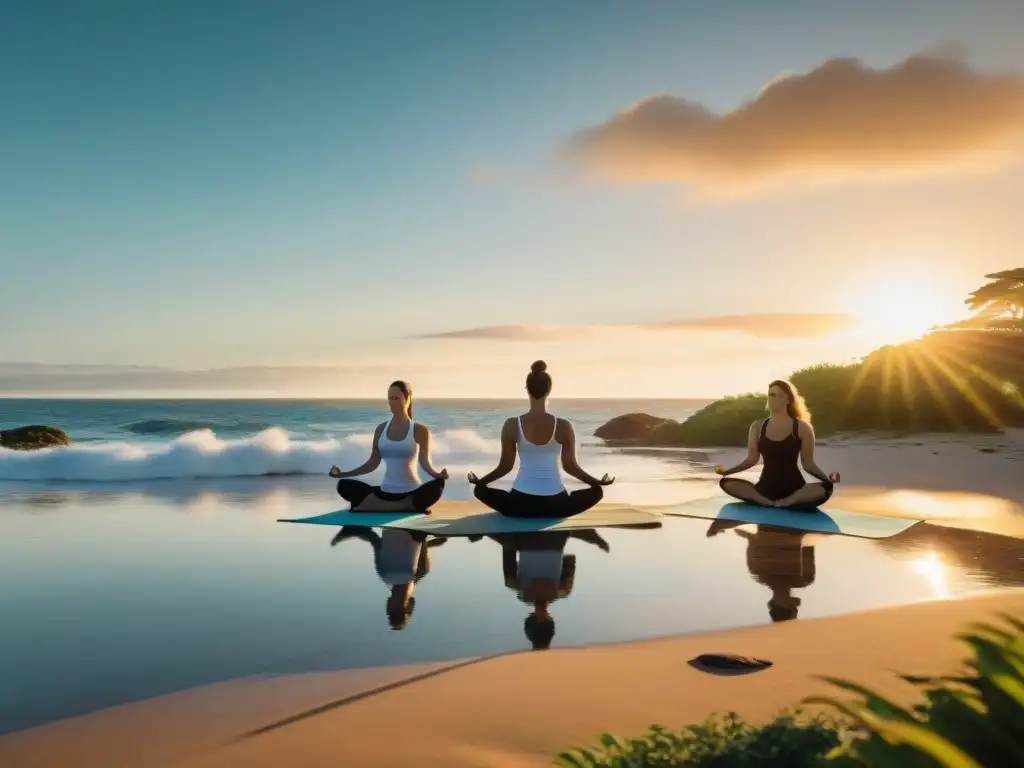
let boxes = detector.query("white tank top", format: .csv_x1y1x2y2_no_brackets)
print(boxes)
511,415,564,496
377,530,422,586
377,418,420,493
517,549,563,601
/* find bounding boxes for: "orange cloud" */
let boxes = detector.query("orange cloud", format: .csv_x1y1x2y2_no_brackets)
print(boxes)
417,313,856,341
559,52,1024,196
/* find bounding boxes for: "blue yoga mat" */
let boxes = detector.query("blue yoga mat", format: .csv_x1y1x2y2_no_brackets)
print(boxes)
278,510,427,528
278,500,663,536
661,497,920,539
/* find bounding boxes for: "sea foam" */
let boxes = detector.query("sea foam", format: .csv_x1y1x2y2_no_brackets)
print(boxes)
0,427,499,482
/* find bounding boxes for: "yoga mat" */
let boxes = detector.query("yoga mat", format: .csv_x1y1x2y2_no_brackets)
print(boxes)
279,500,663,536
660,497,920,539
278,510,427,528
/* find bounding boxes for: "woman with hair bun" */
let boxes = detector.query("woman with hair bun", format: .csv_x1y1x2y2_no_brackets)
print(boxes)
714,378,839,511
468,361,614,518
328,380,448,513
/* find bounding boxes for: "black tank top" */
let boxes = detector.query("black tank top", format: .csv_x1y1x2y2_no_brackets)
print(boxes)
755,418,806,499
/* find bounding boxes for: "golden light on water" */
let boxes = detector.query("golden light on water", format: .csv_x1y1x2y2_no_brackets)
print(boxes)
910,550,951,599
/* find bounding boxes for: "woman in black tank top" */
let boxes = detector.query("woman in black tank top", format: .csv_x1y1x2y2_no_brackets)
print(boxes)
715,379,839,512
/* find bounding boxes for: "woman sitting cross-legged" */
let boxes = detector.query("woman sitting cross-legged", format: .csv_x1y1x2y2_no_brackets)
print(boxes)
715,378,839,512
468,360,614,518
328,380,448,513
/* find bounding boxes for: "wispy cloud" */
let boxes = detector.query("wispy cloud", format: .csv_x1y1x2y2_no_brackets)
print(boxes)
416,313,857,341
0,363,393,395
644,313,857,338
558,51,1024,197
413,324,604,341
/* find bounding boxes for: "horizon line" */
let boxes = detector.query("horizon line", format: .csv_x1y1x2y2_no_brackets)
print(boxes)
0,394,724,402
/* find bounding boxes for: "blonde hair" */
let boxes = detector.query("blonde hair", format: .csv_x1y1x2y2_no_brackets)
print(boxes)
769,379,811,425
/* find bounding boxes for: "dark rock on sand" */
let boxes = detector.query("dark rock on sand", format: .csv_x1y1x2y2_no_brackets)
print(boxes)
594,413,677,442
0,425,72,451
687,653,774,676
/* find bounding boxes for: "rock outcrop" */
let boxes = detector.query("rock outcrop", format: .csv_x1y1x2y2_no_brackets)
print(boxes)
0,425,72,450
594,413,676,442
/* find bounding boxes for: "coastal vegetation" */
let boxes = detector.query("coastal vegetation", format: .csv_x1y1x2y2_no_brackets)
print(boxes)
0,425,71,451
555,613,1023,767
597,269,1024,447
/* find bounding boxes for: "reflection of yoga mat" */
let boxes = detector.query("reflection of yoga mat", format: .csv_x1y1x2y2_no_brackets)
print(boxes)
661,498,920,539
279,500,662,536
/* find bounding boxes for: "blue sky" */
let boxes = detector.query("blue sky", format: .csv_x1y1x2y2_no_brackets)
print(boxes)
1,0,1022,397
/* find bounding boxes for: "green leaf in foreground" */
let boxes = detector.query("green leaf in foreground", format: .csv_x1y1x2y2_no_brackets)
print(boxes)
554,613,1024,766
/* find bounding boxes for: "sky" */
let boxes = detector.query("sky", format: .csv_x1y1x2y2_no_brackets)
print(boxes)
1,0,1023,398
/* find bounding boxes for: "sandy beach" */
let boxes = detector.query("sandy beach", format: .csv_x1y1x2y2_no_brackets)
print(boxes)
2,588,1019,768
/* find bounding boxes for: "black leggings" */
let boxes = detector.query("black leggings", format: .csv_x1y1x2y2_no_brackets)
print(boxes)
336,477,445,511
473,484,603,519
719,478,833,513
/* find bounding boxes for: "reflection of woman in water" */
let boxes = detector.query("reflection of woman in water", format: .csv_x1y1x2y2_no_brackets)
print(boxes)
741,527,817,622
331,526,447,630
476,530,610,649
715,379,839,511
468,361,614,518
329,381,448,513
709,521,817,621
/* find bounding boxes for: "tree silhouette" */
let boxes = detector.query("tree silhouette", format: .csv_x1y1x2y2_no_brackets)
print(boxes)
950,268,1024,331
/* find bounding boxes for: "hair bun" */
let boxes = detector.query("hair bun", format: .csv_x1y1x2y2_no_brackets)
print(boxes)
530,360,547,375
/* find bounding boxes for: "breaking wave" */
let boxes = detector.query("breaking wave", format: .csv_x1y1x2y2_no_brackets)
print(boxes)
0,427,498,483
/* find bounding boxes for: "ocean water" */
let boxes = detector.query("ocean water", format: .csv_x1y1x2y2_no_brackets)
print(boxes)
0,398,706,483
1,398,1022,735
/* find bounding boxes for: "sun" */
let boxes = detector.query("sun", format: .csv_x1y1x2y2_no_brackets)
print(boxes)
845,273,965,346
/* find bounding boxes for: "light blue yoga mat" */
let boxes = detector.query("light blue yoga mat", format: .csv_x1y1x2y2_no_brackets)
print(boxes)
279,500,663,536
278,510,427,528
661,498,920,539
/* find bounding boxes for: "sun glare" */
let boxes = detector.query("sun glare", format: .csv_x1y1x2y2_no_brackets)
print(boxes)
910,550,951,599
846,273,964,345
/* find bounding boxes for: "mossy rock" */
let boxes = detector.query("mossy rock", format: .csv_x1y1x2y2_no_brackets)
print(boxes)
594,413,676,442
0,425,72,451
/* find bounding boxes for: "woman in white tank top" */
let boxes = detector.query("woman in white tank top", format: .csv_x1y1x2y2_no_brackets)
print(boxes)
479,529,610,649
328,380,448,513
468,360,614,518
330,526,448,630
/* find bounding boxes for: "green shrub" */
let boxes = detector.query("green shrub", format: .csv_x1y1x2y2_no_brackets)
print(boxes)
809,613,1024,768
648,393,767,447
650,330,1024,446
789,363,863,434
554,711,850,767
553,613,1022,767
